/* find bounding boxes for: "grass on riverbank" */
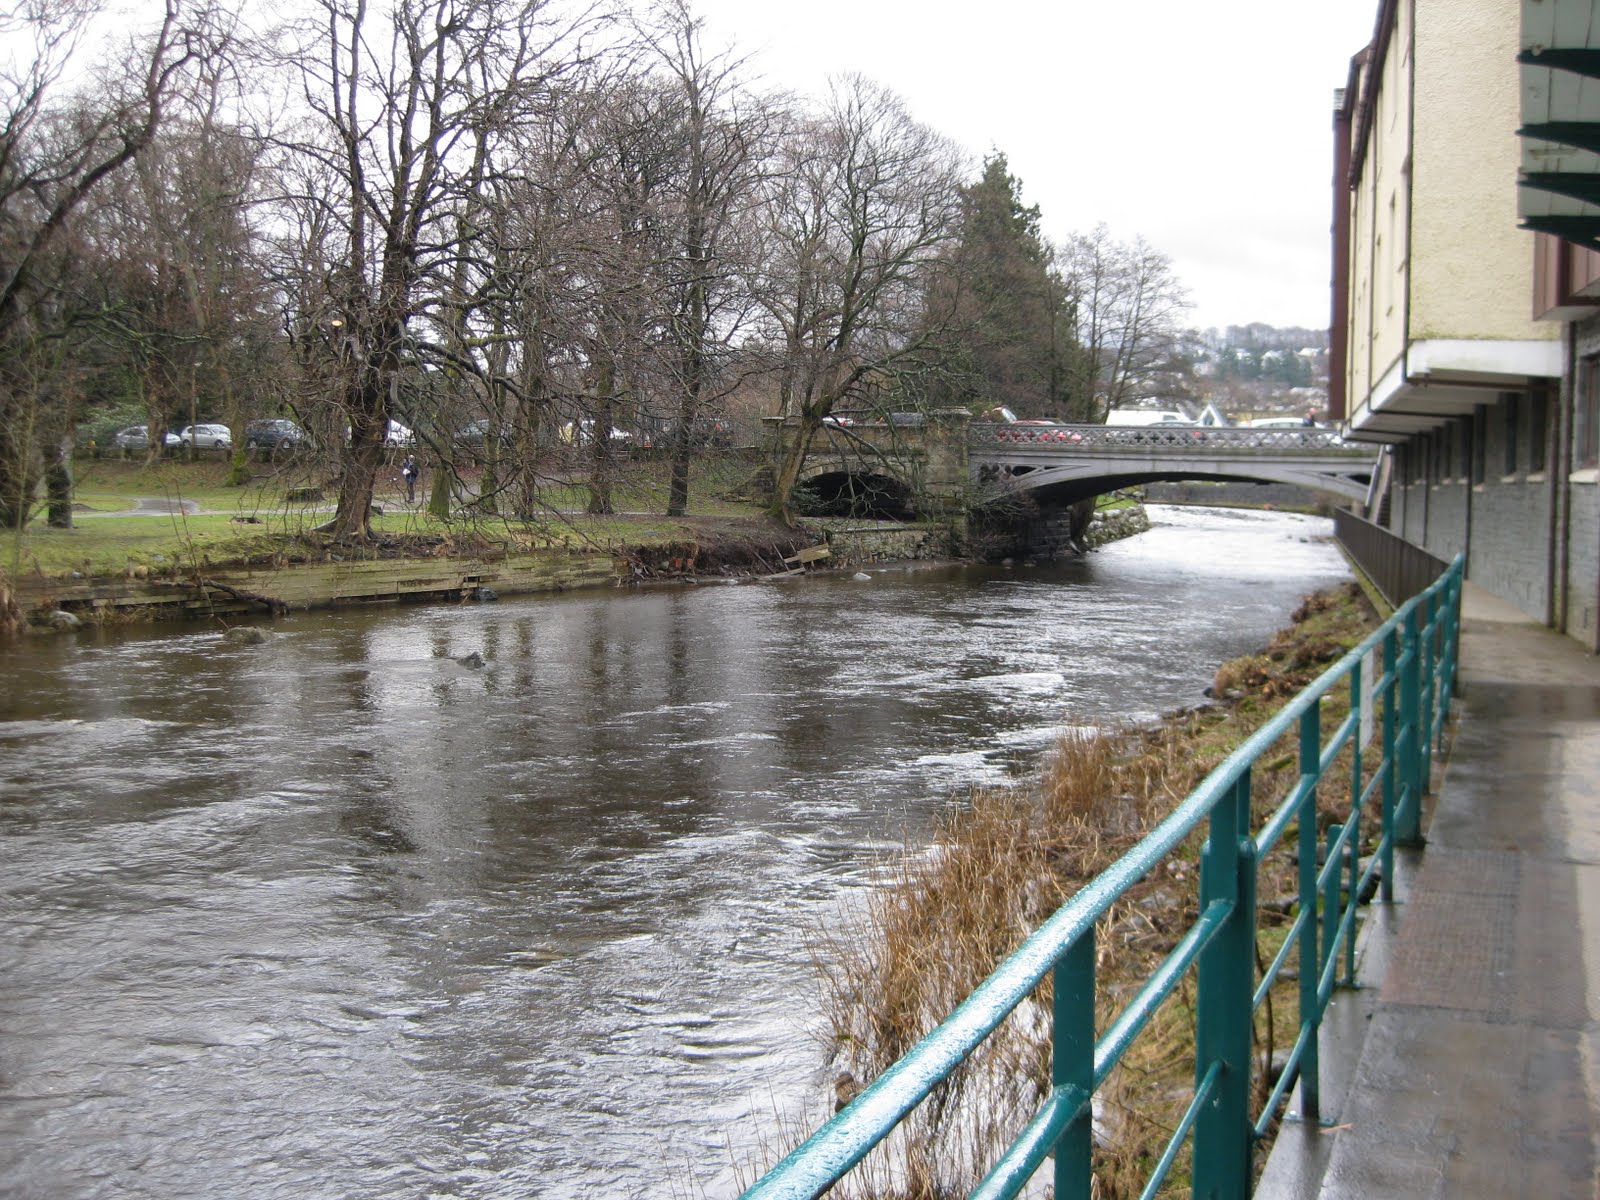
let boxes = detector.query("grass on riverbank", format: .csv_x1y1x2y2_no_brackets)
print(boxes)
803,582,1380,1199
8,455,774,579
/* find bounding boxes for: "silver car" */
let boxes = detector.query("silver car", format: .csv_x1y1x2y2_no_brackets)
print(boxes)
111,425,181,450
178,423,233,449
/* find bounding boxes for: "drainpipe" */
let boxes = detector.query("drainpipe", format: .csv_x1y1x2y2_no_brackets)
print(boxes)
1558,324,1574,637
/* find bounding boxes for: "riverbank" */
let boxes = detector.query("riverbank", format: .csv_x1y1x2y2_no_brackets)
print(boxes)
801,579,1379,1198
5,477,1150,634
5,514,964,633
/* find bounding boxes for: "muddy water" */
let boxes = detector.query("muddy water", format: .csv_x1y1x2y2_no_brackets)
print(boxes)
0,507,1350,1199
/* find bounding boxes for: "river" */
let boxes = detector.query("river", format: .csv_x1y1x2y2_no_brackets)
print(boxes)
0,506,1351,1199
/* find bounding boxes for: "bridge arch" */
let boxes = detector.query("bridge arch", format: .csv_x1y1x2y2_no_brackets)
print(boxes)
795,463,918,519
970,424,1378,507
986,460,1374,506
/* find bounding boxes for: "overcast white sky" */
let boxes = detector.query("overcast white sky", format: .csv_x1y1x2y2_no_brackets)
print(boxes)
691,0,1378,334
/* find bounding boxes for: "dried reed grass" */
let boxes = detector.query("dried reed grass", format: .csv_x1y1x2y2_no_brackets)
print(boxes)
801,583,1381,1200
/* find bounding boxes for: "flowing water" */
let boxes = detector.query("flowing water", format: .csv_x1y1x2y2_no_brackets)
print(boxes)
0,507,1351,1199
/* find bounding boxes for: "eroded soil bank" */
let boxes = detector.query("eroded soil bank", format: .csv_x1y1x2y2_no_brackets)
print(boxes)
9,510,1147,635
4,517,819,633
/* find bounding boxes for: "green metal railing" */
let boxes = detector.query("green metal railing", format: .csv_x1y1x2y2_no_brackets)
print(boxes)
742,555,1464,1200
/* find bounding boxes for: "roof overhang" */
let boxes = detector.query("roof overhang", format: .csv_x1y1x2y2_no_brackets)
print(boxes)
1344,339,1563,443
1519,1,1600,249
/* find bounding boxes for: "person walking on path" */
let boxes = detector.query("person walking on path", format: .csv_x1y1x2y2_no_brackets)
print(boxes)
401,454,419,504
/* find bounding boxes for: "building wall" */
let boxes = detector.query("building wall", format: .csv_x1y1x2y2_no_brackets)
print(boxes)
1566,490,1600,648
1342,0,1558,433
1466,402,1558,623
1410,0,1554,345
1385,390,1569,637
1566,316,1600,647
1344,27,1409,423
1367,0,1412,384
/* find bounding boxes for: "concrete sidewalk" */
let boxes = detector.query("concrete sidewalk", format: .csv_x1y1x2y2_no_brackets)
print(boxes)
1258,583,1600,1198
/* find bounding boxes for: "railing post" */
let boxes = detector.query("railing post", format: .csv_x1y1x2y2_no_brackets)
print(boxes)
1380,626,1398,902
1193,772,1257,1199
1296,705,1321,1122
1343,808,1360,986
1053,931,1096,1200
1397,606,1424,847
1419,590,1437,786
1320,824,1341,991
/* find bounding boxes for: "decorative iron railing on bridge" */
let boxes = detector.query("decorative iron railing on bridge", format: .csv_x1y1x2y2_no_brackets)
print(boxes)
740,556,1464,1200
969,422,1362,453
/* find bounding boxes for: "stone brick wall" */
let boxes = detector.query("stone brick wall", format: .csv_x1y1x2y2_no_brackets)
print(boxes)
1565,490,1600,646
1564,316,1600,646
1381,387,1573,641
1141,481,1325,509
822,524,953,566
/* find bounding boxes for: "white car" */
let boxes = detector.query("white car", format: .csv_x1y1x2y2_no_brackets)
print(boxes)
1249,417,1317,429
178,423,232,449
385,420,414,447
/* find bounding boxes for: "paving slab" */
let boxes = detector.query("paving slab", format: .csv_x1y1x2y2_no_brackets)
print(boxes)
1258,583,1600,1199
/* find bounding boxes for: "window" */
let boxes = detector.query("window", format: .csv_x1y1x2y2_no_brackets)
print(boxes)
1531,388,1549,474
1472,406,1487,485
1503,394,1520,476
1578,358,1600,471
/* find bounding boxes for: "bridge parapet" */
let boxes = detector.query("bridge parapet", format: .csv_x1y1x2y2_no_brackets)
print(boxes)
766,409,973,515
969,422,1365,455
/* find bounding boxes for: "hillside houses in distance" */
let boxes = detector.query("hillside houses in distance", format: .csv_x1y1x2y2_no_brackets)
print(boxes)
1160,323,1332,422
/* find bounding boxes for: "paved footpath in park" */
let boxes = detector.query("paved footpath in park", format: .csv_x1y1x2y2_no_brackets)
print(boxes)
1259,582,1600,1199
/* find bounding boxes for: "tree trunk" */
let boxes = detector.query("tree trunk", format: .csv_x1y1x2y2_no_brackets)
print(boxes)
768,415,820,525
0,395,37,531
427,457,450,519
328,431,384,540
44,436,72,528
586,355,616,516
667,343,701,517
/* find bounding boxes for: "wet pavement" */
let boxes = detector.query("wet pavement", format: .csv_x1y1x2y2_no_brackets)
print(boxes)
1259,583,1600,1198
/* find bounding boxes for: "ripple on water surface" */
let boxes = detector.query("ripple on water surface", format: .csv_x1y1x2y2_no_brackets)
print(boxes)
0,506,1352,1199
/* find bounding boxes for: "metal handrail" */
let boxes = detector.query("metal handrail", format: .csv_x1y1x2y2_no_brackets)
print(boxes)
741,555,1464,1200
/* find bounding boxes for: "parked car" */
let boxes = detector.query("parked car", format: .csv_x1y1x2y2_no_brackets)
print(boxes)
1006,419,1083,444
560,419,632,446
110,425,180,450
244,418,306,453
385,419,414,447
1105,409,1192,427
454,418,509,454
636,416,733,451
178,423,232,449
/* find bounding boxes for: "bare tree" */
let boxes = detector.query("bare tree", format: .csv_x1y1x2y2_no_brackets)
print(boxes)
269,0,600,542
0,0,211,531
640,2,768,517
756,75,963,522
1056,225,1190,421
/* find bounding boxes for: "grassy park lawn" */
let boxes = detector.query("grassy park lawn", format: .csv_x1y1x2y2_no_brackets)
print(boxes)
7,455,778,579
